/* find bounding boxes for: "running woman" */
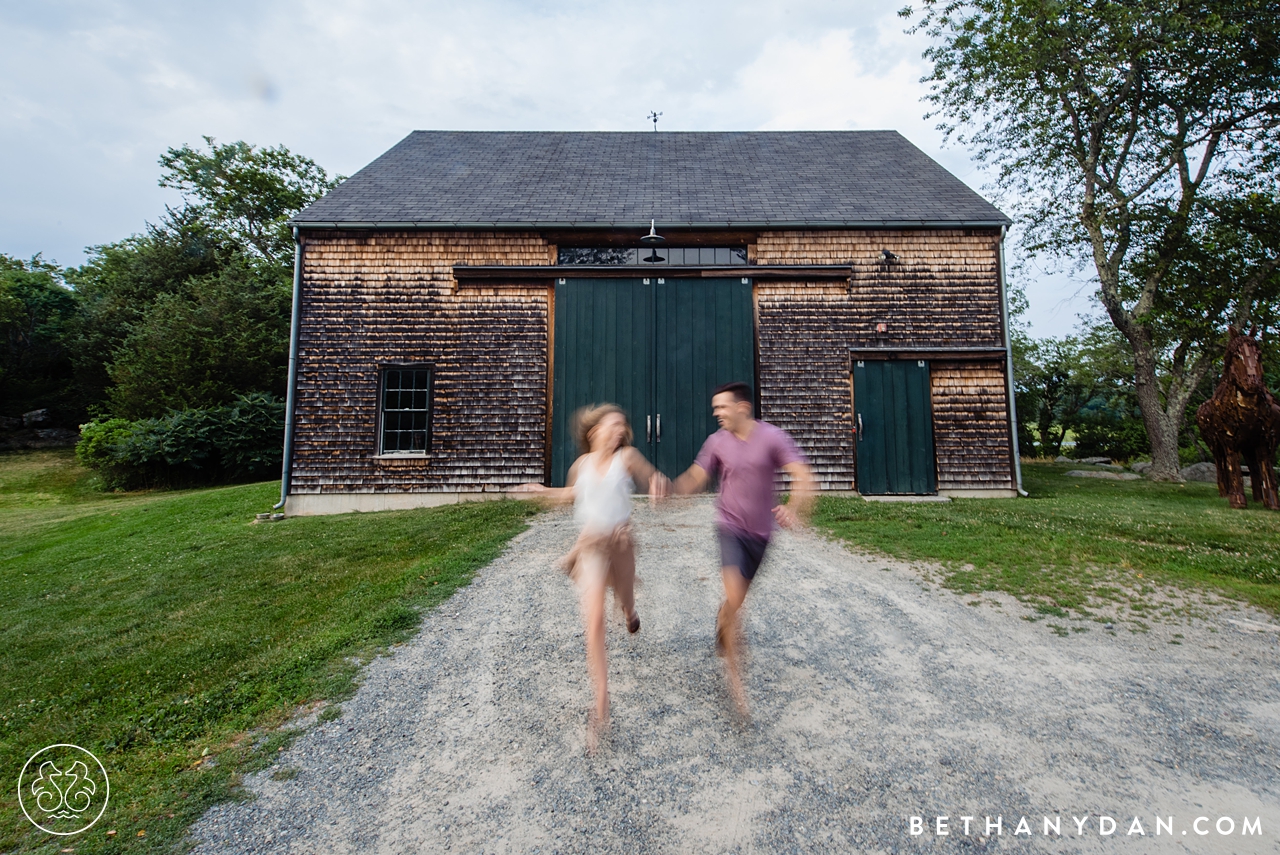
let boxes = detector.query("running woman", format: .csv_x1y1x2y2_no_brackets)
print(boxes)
517,404,668,749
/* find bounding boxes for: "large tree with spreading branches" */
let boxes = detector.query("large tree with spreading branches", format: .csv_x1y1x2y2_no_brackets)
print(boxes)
903,0,1280,478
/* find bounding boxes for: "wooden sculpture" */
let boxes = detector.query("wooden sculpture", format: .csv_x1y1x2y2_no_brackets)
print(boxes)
1196,327,1280,509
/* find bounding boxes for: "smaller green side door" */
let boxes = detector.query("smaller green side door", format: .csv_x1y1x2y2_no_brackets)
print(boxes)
853,359,937,495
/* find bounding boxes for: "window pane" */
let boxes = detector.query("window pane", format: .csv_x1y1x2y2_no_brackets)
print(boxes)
557,247,747,266
380,367,432,453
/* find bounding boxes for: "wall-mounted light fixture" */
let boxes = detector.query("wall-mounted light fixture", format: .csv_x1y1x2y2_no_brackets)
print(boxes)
880,249,899,262
642,220,666,262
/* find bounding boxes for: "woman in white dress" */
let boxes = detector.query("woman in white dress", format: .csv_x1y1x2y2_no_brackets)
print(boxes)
520,404,668,747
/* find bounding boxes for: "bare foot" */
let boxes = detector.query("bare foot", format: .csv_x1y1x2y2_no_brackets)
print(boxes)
586,709,610,756
725,657,750,720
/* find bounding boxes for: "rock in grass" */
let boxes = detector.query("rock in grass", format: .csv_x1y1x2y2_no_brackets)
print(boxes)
1055,455,1077,463
1131,461,1152,474
1078,456,1113,465
1179,462,1217,482
1178,461,1252,488
1065,470,1141,481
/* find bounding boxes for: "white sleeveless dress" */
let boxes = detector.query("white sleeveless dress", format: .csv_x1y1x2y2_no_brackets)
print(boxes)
573,452,634,534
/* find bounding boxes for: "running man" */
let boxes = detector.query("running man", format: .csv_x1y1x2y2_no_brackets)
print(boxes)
672,382,816,715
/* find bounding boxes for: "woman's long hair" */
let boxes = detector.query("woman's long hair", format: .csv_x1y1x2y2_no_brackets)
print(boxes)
573,404,634,454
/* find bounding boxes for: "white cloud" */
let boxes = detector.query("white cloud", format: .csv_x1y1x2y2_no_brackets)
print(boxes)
733,28,926,132
0,0,1079,335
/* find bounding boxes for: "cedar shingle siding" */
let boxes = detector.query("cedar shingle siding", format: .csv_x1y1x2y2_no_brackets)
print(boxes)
290,232,554,495
754,230,1012,491
285,132,1018,511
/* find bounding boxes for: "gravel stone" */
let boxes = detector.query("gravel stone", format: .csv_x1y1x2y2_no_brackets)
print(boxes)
187,498,1280,854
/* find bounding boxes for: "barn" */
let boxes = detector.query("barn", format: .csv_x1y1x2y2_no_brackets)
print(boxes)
279,131,1020,515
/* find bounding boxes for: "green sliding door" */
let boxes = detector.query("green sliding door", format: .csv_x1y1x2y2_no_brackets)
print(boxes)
653,279,756,475
551,278,754,486
853,359,937,495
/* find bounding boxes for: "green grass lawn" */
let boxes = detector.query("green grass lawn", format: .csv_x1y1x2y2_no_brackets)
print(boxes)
0,449,536,854
814,461,1280,622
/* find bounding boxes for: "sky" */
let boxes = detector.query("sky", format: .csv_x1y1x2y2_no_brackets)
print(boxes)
0,0,1091,337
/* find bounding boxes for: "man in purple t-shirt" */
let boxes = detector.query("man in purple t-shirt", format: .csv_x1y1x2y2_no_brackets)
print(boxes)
672,381,816,714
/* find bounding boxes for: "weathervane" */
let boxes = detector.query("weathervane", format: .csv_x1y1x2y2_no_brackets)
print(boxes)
648,110,662,131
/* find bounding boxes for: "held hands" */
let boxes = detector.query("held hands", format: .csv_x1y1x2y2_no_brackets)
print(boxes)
648,472,672,503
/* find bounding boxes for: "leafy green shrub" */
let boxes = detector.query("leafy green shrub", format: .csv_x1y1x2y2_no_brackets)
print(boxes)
1071,414,1150,462
76,393,284,489
74,417,138,489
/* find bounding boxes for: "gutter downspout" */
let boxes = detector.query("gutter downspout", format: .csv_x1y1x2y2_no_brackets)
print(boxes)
274,228,303,510
998,225,1028,496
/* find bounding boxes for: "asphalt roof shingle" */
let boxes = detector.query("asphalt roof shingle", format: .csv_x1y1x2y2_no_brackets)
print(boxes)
293,131,1009,228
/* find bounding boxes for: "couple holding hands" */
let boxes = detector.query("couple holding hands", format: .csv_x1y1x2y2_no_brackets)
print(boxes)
519,382,816,748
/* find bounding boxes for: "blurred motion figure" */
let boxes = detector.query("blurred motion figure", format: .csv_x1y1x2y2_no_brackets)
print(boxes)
517,404,668,750
672,382,815,716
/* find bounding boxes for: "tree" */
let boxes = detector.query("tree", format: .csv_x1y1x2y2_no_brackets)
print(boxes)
66,208,232,408
159,137,342,268
1014,327,1148,459
62,137,340,421
104,259,291,419
1018,337,1079,457
0,255,79,422
1065,324,1150,461
904,0,1280,479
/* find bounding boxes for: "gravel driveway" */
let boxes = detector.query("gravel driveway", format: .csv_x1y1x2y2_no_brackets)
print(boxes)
190,498,1280,854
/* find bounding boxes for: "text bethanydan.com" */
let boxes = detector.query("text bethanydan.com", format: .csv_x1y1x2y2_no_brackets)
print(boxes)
909,814,1261,839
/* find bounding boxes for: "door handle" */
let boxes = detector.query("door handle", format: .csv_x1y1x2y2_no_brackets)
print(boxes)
647,415,652,443
656,413,662,442
857,413,864,441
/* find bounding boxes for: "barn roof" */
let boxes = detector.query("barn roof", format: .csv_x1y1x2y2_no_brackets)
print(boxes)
293,131,1010,229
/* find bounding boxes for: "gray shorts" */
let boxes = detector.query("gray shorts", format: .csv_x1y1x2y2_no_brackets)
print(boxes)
717,527,770,582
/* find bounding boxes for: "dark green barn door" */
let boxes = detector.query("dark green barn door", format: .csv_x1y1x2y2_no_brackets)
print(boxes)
853,359,937,495
551,280,654,486
550,278,754,486
654,279,756,475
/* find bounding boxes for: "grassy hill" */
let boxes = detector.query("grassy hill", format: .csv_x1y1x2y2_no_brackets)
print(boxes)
0,450,536,853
